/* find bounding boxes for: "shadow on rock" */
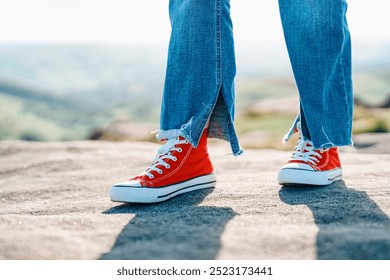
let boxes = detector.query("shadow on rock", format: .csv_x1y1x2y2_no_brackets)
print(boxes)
279,181,390,259
100,188,236,260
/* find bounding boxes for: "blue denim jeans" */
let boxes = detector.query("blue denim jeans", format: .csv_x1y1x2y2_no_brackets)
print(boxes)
158,0,353,155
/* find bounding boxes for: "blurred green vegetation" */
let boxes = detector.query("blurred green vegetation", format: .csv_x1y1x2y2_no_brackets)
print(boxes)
1,74,390,148
353,106,390,134
0,45,389,149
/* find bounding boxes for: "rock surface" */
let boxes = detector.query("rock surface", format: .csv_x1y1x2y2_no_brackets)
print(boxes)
0,140,389,260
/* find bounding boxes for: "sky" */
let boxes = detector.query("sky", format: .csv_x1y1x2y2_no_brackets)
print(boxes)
0,0,389,45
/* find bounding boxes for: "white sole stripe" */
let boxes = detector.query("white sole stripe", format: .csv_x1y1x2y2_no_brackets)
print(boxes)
157,180,216,198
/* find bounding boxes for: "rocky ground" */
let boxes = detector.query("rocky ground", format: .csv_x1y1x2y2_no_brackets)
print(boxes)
0,136,389,260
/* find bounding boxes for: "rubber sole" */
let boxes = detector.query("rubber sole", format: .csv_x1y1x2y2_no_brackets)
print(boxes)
110,173,216,203
278,168,342,186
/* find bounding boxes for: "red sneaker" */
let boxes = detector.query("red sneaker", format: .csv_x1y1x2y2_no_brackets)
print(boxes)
110,129,216,203
278,137,342,186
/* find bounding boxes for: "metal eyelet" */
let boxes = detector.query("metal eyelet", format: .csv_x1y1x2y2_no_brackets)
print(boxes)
166,164,170,169
172,157,177,161
178,148,182,152
158,170,163,174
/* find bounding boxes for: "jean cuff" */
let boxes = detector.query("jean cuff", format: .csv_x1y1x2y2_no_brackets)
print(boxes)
156,118,193,143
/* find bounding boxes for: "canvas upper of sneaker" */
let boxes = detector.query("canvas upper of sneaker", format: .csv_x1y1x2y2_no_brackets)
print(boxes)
128,131,214,188
284,137,341,172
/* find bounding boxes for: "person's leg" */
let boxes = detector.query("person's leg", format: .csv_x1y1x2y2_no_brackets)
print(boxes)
278,0,353,186
111,0,242,203
160,0,241,155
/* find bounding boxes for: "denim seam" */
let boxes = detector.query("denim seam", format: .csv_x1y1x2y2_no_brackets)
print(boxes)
216,0,222,85
319,126,337,149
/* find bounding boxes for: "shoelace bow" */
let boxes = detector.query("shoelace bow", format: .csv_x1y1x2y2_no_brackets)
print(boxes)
291,137,328,165
144,137,189,179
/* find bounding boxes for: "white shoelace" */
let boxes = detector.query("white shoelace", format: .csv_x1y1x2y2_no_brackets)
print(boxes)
145,137,188,179
291,137,325,165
